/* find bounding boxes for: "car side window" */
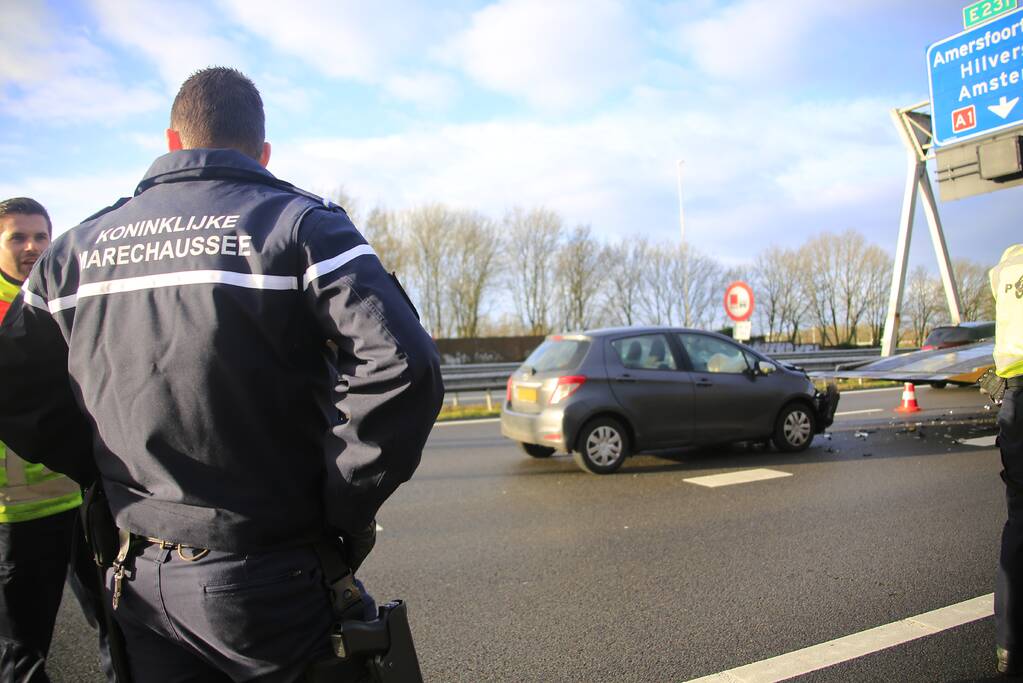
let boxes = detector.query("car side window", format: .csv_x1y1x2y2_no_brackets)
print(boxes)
611,334,678,371
677,334,749,374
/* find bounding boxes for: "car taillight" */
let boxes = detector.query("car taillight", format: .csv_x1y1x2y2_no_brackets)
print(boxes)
550,375,586,404
921,345,935,351
506,375,514,403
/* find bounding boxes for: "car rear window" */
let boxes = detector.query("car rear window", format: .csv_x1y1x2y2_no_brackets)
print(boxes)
925,327,968,345
522,339,590,373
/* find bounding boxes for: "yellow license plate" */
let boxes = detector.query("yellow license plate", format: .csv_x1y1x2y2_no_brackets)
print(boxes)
515,386,538,402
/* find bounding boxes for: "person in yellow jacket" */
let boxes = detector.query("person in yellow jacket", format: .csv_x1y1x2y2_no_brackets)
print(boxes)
0,197,109,682
991,243,1023,676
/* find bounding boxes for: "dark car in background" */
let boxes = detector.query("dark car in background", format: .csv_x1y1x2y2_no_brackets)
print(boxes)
921,321,995,351
500,327,839,474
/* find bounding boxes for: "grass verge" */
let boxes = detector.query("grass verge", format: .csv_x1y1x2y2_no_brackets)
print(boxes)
436,405,501,421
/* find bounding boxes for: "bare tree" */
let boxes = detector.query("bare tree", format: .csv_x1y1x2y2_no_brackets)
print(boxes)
362,206,409,275
799,236,838,346
671,244,725,329
448,211,503,339
639,243,677,325
404,204,456,337
555,225,608,331
861,245,892,346
323,186,360,226
905,266,944,346
955,258,996,321
752,247,792,341
769,250,808,347
603,238,648,327
504,207,563,335
800,229,880,346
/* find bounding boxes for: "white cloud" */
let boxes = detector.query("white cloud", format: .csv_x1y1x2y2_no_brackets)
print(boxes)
218,0,439,79
265,88,906,265
0,2,163,123
673,0,892,85
89,0,247,91
445,0,643,109
383,72,459,108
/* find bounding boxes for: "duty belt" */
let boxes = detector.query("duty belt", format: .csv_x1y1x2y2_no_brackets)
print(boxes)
1007,376,1023,388
110,532,211,609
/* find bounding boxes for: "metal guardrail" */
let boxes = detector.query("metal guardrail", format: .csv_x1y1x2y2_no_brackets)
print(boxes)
439,348,910,407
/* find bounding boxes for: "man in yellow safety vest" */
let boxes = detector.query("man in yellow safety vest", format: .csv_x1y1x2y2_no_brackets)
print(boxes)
0,197,108,682
991,243,1023,676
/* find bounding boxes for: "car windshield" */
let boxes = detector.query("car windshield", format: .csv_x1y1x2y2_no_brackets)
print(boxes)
522,339,590,373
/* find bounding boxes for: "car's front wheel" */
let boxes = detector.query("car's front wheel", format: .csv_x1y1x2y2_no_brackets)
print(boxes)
772,403,815,452
520,442,555,458
573,417,630,474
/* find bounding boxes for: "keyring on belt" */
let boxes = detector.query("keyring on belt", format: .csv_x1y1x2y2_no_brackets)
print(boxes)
144,536,210,561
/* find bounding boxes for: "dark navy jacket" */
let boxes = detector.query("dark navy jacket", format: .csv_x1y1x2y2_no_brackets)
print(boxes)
0,149,444,552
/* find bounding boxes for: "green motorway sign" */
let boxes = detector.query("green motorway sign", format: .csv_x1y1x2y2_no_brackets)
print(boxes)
963,0,1018,28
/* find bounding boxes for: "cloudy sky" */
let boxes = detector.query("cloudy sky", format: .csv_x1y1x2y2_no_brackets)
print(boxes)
0,0,1014,273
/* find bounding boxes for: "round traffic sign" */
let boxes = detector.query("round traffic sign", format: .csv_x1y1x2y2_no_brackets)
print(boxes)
724,281,754,322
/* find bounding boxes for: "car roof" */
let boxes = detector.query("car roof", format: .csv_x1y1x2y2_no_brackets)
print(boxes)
555,326,733,340
931,320,995,330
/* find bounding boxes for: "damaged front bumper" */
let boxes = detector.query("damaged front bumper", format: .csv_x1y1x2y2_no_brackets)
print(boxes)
814,382,840,431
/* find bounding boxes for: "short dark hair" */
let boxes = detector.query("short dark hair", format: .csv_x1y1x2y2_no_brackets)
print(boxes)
0,197,51,234
170,67,265,161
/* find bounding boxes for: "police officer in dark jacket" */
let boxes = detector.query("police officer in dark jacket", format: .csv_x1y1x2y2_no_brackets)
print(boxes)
0,67,444,682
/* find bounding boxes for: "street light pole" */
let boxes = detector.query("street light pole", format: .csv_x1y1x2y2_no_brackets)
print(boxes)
676,159,685,243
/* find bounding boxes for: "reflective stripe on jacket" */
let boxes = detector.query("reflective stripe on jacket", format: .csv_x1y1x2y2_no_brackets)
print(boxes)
0,274,82,523
990,244,1023,379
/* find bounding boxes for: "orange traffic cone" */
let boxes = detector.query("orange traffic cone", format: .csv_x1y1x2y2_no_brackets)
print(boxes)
895,382,921,413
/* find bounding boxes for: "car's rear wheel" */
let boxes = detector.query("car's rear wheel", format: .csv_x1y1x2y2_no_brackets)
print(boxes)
573,417,629,474
931,381,947,389
520,442,555,458
772,403,815,452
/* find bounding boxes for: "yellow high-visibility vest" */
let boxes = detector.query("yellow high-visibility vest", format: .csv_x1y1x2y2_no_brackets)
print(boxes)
990,244,1023,379
0,274,82,523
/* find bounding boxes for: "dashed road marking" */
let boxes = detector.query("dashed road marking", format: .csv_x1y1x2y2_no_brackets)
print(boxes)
835,408,883,416
962,435,997,447
684,468,792,488
684,593,993,682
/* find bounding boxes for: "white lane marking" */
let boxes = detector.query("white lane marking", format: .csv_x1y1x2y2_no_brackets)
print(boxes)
432,418,501,428
375,523,384,531
684,593,993,683
834,408,883,416
684,469,792,488
962,435,997,447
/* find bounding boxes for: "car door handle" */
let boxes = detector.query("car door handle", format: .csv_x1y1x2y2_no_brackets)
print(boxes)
616,375,637,383
695,379,713,387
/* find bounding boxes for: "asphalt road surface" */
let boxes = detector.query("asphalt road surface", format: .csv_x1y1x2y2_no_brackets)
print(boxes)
48,386,1008,682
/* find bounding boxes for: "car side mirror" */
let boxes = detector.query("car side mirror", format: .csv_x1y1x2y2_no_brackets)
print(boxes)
757,360,777,375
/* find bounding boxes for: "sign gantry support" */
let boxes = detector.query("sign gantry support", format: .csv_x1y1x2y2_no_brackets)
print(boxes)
881,102,963,357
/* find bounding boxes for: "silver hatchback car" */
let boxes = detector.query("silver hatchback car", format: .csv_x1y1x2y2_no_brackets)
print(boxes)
500,327,839,474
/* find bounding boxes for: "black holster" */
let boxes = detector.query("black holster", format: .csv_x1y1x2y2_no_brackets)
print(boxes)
306,601,424,683
309,541,424,682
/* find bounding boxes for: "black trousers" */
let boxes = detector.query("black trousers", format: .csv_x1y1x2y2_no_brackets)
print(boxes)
111,543,374,683
0,508,110,682
997,386,1023,651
